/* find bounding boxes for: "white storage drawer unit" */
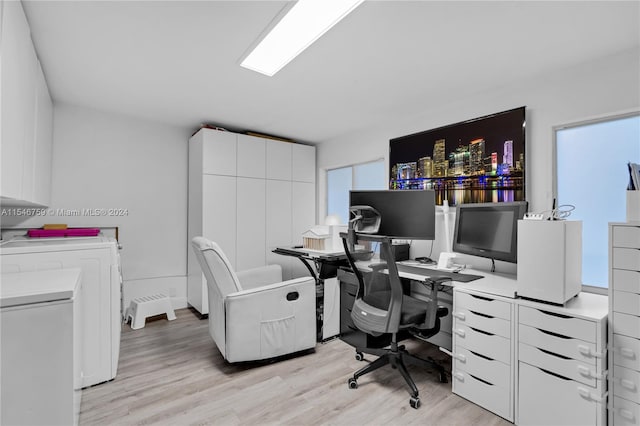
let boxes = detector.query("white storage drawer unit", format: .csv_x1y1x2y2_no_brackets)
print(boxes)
0,236,122,388
452,288,515,422
610,222,640,426
517,293,608,426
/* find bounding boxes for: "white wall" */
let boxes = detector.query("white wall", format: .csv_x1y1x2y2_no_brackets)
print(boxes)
12,103,191,309
317,47,640,271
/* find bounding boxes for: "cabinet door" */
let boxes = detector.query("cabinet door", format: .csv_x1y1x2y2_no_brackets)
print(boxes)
237,134,265,179
33,61,53,206
236,177,266,271
202,130,236,176
292,144,316,183
266,140,292,181
1,1,36,200
266,180,292,278
292,182,315,246
202,175,237,268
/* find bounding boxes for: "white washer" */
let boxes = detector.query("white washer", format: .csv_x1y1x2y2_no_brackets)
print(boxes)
1,269,83,425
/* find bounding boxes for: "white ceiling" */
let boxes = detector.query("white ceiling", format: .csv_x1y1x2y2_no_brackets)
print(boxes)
22,0,640,144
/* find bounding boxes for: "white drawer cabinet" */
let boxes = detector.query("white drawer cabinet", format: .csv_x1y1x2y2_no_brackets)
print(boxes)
517,293,608,426
452,288,515,422
610,222,640,426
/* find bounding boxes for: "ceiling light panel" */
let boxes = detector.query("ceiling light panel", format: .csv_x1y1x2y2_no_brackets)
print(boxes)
241,0,364,76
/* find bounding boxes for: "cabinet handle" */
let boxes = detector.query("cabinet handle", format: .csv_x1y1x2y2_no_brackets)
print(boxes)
619,408,636,421
453,372,465,381
469,350,494,361
469,294,493,301
452,312,466,320
453,329,466,337
469,326,494,336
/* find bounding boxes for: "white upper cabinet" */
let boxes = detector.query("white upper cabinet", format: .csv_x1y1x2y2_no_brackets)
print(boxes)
1,0,53,206
202,130,236,176
236,134,266,179
292,143,316,183
266,140,292,181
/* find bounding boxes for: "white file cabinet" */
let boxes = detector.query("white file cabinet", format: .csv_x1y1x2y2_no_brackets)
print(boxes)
610,222,640,425
452,288,516,422
517,293,608,426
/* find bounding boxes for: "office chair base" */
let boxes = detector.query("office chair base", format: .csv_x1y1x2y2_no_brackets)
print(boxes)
347,344,447,409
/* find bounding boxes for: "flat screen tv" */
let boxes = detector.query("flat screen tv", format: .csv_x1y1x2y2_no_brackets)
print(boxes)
389,106,526,205
349,190,436,240
452,201,528,265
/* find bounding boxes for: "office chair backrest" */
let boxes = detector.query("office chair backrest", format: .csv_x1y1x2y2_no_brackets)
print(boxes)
342,234,403,335
191,237,242,296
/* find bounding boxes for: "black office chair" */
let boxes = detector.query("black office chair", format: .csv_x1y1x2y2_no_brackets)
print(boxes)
341,232,450,409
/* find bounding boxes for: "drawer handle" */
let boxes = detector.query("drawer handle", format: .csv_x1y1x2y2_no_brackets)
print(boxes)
469,326,494,336
453,329,466,337
619,347,637,359
538,328,571,340
469,310,494,319
469,350,494,361
453,372,465,381
452,312,466,321
469,373,494,386
577,365,606,381
619,408,636,421
537,367,572,381
539,347,571,360
620,378,637,391
538,309,573,319
578,387,608,403
578,344,605,359
453,353,467,362
469,294,493,301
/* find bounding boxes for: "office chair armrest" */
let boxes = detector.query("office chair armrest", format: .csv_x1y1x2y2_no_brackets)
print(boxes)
236,264,283,290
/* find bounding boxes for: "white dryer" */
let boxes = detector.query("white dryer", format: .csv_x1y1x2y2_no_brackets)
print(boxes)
1,236,122,388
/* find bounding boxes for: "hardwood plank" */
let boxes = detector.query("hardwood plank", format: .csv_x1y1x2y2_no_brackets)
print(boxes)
79,308,511,425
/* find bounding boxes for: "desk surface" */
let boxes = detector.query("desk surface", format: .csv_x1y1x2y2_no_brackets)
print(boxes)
273,246,346,260
356,259,518,299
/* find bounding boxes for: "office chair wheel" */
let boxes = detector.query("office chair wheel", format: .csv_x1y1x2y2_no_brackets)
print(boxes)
355,351,364,361
348,378,358,389
410,396,421,409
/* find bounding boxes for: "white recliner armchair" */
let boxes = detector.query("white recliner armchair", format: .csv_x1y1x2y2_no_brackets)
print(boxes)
191,237,317,362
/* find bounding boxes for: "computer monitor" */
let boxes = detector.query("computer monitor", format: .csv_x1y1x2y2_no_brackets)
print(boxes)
452,201,528,264
349,190,436,240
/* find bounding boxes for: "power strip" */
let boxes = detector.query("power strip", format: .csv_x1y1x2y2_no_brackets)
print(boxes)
524,213,544,220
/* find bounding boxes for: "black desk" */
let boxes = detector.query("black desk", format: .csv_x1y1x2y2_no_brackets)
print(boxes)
272,247,349,341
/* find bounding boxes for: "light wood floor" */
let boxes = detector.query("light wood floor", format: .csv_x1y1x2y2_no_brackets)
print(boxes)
80,308,511,425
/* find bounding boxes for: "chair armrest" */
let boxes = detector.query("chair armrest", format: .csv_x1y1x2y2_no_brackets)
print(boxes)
236,264,283,290
228,276,314,298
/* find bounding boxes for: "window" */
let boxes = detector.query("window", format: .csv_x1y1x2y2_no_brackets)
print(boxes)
555,113,640,289
327,160,386,224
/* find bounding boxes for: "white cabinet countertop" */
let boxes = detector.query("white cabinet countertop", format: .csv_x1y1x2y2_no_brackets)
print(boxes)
0,269,81,307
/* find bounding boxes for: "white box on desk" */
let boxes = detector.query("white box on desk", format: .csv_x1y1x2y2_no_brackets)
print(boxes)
517,220,582,305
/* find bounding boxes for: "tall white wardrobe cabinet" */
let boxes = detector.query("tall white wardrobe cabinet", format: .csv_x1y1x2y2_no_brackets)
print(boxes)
187,129,316,315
